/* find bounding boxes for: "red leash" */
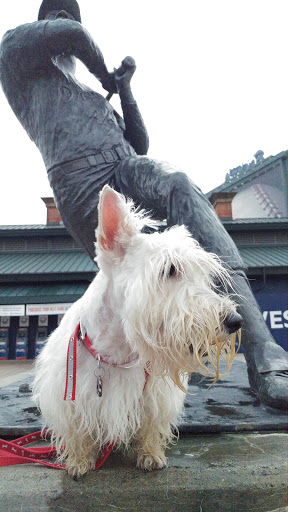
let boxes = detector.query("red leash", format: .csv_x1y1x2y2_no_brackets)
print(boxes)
0,430,114,469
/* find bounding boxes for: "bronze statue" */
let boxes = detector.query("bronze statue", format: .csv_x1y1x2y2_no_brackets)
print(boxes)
0,0,287,409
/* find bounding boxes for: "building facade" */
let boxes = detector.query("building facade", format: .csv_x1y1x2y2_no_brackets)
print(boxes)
0,152,287,359
207,150,288,352
0,210,95,359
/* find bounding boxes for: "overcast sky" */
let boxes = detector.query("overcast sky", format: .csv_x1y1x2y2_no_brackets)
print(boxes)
1,0,288,225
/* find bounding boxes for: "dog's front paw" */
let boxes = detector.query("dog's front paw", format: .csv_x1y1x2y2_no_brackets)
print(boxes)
137,453,167,471
67,465,87,481
66,458,95,480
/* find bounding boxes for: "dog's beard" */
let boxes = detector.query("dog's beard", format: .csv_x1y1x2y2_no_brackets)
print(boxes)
193,329,241,386
126,304,241,393
156,328,241,393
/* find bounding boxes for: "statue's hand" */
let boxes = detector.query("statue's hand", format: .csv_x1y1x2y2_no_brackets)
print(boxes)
114,56,136,91
101,72,118,94
101,57,135,94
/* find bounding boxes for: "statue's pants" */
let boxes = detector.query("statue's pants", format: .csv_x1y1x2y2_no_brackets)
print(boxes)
48,155,288,380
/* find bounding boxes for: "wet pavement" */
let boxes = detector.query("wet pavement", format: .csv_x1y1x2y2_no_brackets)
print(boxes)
0,358,287,511
0,434,287,512
1,359,287,437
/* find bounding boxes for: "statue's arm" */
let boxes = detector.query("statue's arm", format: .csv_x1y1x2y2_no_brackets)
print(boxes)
0,21,116,93
44,19,116,92
115,58,149,155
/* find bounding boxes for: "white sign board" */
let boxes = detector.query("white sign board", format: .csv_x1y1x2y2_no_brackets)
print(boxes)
26,303,73,316
0,305,25,317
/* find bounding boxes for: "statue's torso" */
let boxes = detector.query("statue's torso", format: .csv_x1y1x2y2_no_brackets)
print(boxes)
0,23,131,170
26,74,129,169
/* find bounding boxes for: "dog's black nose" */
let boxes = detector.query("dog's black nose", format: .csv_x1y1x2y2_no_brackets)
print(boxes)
224,312,242,334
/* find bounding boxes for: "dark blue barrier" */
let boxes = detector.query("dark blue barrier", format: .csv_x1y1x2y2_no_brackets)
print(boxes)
251,276,288,351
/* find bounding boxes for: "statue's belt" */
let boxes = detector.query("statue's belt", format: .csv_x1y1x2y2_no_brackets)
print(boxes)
48,146,132,174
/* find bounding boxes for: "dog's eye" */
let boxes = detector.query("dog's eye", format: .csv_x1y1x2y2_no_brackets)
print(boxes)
213,278,221,289
160,263,177,280
168,264,177,278
212,276,228,293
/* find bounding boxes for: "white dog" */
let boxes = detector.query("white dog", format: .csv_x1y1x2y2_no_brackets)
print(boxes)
32,185,241,478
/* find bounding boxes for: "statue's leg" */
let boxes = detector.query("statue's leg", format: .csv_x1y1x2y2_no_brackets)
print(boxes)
47,163,116,261
115,157,288,409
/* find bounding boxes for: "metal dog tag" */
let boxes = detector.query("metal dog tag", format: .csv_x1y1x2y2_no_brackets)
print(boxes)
94,356,105,398
96,376,103,398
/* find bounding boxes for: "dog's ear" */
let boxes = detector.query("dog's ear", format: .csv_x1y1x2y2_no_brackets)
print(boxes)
97,185,126,255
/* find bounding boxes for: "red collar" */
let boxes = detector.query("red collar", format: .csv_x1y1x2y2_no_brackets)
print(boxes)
79,321,140,368
64,322,149,401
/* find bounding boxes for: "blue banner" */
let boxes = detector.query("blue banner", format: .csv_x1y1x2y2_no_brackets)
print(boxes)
251,278,288,351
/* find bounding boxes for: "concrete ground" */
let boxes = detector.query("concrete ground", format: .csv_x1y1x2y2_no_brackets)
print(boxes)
0,360,34,388
0,359,287,512
0,434,287,512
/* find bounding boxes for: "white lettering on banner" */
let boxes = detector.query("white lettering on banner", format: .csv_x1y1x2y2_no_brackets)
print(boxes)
26,303,73,316
270,311,284,329
263,310,288,329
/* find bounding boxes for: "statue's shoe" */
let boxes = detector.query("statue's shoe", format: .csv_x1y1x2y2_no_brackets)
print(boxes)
252,370,288,410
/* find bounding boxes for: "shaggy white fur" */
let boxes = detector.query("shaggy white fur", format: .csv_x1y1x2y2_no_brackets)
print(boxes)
32,185,241,478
